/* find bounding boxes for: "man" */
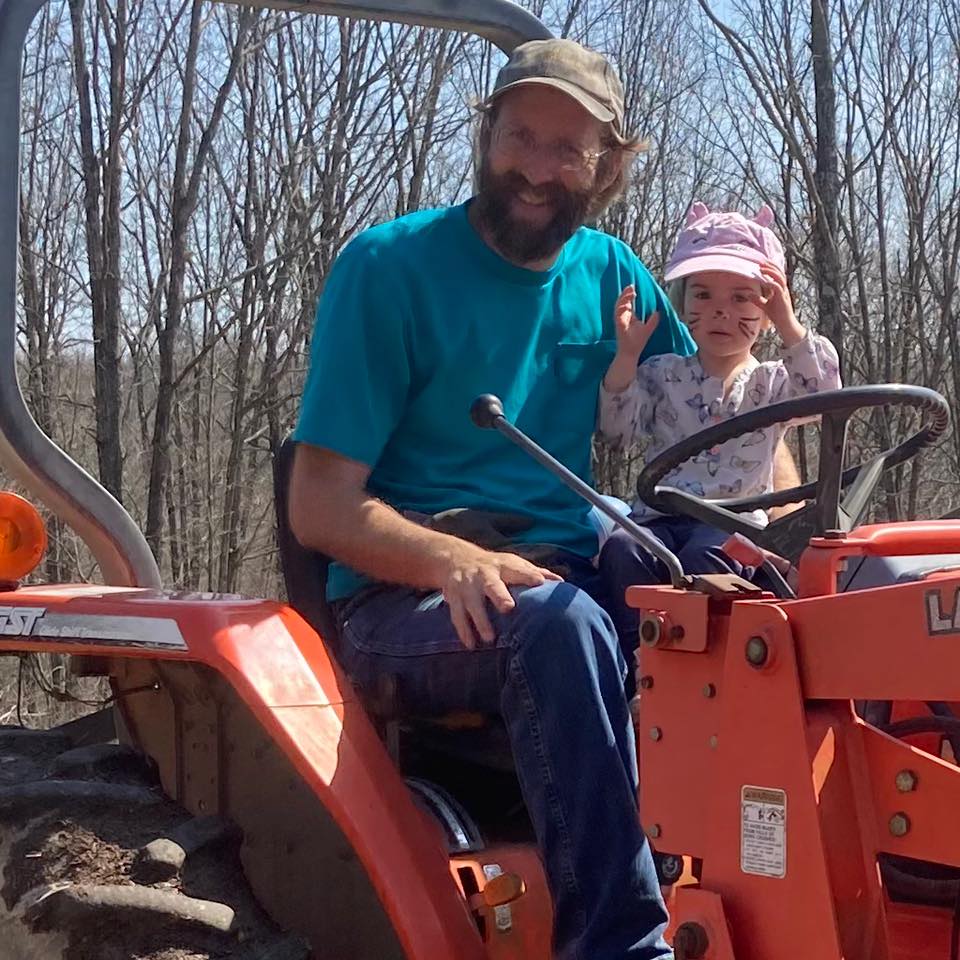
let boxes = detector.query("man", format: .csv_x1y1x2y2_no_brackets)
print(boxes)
289,39,689,959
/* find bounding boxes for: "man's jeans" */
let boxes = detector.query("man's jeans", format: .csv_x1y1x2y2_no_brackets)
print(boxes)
335,555,671,960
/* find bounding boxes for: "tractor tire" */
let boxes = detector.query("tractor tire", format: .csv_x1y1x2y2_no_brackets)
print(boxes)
0,719,311,960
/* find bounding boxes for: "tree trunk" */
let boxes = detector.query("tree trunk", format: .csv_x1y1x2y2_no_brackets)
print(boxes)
810,0,844,365
68,0,124,501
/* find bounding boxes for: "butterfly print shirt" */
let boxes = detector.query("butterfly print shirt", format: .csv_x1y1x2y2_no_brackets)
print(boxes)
597,332,841,523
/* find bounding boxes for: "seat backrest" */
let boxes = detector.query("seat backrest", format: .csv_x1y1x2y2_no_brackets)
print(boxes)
273,437,339,643
273,439,516,772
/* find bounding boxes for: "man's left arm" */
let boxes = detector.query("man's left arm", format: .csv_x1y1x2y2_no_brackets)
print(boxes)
770,440,803,520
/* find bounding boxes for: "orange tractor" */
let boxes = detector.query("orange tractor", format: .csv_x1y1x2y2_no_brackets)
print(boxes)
2,2,960,959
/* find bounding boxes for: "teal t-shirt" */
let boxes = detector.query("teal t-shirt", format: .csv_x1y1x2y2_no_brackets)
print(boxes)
294,202,694,599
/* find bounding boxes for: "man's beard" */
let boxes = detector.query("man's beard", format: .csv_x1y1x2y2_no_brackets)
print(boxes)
472,158,593,265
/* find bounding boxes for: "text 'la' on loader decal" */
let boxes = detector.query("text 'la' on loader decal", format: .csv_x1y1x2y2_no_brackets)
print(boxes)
925,587,960,636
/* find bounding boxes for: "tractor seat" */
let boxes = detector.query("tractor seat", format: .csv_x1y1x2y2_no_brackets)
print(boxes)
272,439,514,773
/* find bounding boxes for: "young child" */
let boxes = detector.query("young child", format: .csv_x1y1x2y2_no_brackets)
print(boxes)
597,202,840,654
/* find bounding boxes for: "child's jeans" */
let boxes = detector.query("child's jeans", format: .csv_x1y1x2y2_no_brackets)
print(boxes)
599,515,754,680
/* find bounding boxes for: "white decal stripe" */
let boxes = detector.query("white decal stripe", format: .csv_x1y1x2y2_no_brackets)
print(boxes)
34,614,188,649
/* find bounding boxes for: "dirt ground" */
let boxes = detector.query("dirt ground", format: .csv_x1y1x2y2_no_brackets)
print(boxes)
0,726,302,960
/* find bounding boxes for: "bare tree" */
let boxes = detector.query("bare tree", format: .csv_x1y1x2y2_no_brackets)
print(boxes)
11,0,960,615
143,2,256,562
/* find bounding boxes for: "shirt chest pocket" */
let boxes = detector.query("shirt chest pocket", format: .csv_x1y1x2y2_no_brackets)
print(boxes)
551,340,617,388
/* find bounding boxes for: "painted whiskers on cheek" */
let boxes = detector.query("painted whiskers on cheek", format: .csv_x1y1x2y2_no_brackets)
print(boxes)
686,312,702,330
737,317,760,338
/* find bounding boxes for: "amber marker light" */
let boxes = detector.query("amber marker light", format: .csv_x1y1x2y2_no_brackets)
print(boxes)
0,492,47,582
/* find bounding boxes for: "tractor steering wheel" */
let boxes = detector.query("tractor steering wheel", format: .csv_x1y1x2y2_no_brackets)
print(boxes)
635,385,951,562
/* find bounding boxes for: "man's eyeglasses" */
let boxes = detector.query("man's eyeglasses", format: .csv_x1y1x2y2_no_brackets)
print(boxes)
491,125,608,174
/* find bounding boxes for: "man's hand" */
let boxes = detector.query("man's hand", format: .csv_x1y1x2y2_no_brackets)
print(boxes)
290,445,563,650
437,540,562,649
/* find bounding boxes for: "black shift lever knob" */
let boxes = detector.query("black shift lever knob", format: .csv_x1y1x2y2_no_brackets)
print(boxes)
470,394,505,429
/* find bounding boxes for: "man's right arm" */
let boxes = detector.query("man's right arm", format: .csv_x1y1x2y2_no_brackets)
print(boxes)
289,443,559,649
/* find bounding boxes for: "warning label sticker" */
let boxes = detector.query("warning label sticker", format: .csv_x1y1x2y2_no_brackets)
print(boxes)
741,786,786,878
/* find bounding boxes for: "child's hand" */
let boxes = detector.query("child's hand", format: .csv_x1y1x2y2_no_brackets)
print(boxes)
752,264,805,347
613,285,660,360
603,286,659,394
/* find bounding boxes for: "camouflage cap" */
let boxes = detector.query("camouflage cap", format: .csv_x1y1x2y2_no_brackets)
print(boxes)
487,38,626,140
